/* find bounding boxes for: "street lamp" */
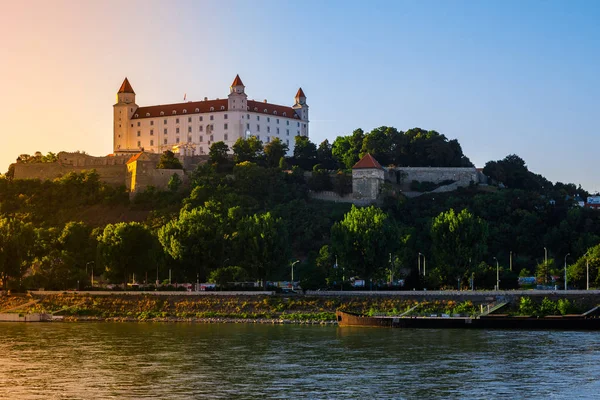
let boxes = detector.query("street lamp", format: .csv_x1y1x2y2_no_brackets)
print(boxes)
587,252,590,291
493,257,500,290
544,247,548,284
86,261,95,289
291,260,300,285
510,251,513,272
564,253,570,291
418,253,426,277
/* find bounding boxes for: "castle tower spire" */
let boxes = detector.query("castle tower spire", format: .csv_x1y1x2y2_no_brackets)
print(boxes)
230,74,245,94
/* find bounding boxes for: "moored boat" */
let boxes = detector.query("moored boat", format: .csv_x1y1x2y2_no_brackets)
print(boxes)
336,310,600,330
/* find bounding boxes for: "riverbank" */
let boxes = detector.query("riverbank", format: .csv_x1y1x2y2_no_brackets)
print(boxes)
2,291,600,323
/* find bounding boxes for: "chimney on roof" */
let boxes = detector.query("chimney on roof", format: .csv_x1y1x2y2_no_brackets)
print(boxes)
264,99,267,103
204,97,208,101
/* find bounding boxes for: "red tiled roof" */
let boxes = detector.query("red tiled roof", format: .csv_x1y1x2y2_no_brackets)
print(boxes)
352,153,384,169
118,78,135,94
132,99,228,119
247,100,299,119
132,98,299,120
126,153,144,164
295,87,306,98
231,74,244,87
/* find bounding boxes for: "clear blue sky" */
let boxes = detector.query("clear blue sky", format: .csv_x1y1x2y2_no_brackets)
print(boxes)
1,0,599,191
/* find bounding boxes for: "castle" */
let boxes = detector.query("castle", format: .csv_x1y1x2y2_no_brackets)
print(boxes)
114,75,309,156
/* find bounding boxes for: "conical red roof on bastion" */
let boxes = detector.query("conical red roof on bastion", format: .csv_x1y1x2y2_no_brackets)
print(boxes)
352,153,383,169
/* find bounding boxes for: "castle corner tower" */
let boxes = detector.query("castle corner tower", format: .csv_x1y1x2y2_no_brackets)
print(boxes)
114,78,138,152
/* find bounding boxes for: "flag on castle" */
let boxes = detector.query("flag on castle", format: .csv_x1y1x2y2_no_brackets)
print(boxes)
183,93,187,101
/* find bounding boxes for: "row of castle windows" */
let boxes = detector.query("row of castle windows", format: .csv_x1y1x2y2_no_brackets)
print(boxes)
131,114,304,128
137,135,290,149
134,107,294,118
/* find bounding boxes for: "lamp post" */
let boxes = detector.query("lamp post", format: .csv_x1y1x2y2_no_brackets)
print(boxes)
418,253,426,277
493,257,499,290
564,253,570,291
291,260,300,285
587,252,590,291
510,251,513,272
544,247,548,284
86,261,95,289
418,252,421,275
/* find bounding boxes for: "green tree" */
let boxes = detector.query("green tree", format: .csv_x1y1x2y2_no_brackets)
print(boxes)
568,244,600,288
157,150,183,169
0,218,35,290
233,212,289,287
331,205,399,284
316,139,337,170
209,141,230,166
264,138,289,168
97,222,162,288
168,173,182,192
159,206,227,282
292,136,317,170
332,129,364,169
232,136,264,163
430,208,488,287
209,266,248,287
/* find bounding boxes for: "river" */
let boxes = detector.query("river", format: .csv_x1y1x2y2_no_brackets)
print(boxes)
0,322,599,399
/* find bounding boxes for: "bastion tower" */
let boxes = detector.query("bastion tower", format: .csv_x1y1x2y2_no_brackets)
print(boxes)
113,78,137,152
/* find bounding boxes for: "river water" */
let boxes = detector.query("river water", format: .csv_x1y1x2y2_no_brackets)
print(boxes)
0,323,599,399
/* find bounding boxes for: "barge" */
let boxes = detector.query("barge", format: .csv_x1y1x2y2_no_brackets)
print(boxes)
336,309,600,330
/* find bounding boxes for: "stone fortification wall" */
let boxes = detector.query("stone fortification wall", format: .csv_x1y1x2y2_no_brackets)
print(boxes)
127,160,185,193
308,190,375,206
13,163,127,186
388,167,478,187
57,151,130,166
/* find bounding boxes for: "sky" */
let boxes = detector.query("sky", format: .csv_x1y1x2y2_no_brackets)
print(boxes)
1,0,599,191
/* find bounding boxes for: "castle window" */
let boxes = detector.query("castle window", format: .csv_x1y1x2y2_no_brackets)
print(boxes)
210,115,214,121
257,125,260,132
131,124,133,127
286,139,289,145
199,126,203,132
283,113,287,117
160,112,165,116
183,109,187,114
172,110,176,114
297,122,300,127
199,116,203,121
199,136,203,142
224,134,228,141
137,122,141,127
188,136,192,143
164,138,168,144
263,109,267,113
267,117,270,122
176,137,180,144
176,118,179,124
286,129,289,135
164,128,168,134
137,141,141,147
200,146,203,153
224,123,228,130
246,123,250,130
277,119,280,124
150,121,154,126
137,131,141,137
220,106,225,110
277,127,280,134
176,127,180,133
254,107,258,111
274,111,277,115
146,113,150,117
224,114,228,120
210,135,214,141
188,117,192,123
195,108,200,112
266,136,270,143
131,108,133,112
188,126,192,133
267,126,270,133
150,130,154,136
210,107,214,111
256,116,260,121
286,120,289,125
150,140,154,146
164,119,167,124
135,114,139,118
247,114,250,119
304,124,306,128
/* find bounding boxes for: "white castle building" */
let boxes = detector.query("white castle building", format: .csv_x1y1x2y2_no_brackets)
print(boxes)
113,75,309,156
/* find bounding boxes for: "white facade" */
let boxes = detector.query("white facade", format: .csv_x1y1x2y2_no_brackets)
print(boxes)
113,76,309,156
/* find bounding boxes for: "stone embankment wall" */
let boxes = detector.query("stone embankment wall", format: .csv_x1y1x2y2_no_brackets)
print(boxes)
127,160,185,193
388,167,478,187
308,190,374,206
13,163,127,186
